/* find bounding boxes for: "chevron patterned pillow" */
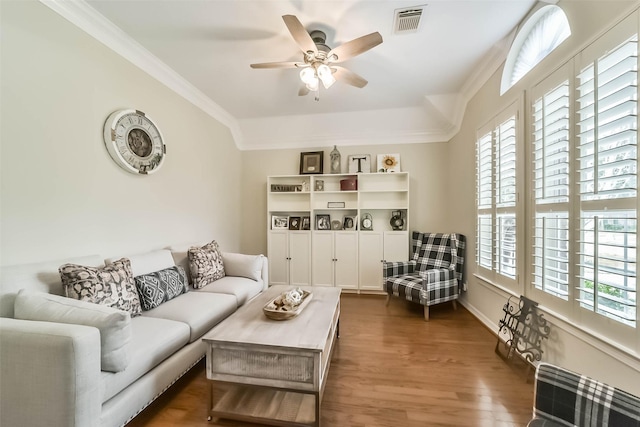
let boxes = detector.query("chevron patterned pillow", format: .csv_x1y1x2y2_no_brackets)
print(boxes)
134,266,188,311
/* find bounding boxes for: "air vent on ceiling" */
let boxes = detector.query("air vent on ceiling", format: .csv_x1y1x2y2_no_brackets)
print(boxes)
394,6,426,34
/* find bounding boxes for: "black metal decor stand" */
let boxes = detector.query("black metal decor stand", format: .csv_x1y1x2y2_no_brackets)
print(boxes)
495,295,551,381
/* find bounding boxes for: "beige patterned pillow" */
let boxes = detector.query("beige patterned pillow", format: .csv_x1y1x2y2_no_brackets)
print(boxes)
188,240,225,289
59,258,142,316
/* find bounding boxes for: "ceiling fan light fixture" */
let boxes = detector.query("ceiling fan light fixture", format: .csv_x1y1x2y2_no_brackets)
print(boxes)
317,64,336,89
306,79,319,92
300,67,317,85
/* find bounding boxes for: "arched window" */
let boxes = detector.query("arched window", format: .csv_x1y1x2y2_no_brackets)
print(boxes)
501,5,570,95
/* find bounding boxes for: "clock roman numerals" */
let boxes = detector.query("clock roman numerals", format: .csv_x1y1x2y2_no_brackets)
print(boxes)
104,109,165,174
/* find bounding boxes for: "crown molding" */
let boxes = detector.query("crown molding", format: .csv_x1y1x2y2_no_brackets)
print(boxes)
37,0,507,152
238,107,457,150
39,0,243,146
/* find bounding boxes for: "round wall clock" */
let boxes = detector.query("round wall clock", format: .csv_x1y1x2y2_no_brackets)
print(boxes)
103,109,165,174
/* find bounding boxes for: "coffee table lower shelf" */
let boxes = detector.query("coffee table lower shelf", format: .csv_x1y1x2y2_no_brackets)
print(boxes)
208,382,319,427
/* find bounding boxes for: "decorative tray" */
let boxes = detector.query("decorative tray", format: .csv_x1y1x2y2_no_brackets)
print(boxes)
263,289,312,321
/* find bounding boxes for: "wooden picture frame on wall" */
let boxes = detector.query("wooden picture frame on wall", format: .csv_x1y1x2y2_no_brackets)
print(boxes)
300,151,324,175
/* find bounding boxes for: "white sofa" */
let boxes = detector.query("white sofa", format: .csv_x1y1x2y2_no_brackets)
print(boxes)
0,246,268,427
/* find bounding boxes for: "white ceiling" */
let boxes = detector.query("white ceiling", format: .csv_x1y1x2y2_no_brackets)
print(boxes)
71,0,537,149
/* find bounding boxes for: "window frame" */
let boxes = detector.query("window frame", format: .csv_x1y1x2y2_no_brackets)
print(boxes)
501,5,571,95
475,100,524,293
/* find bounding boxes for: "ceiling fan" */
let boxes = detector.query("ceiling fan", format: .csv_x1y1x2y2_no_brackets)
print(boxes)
250,15,383,100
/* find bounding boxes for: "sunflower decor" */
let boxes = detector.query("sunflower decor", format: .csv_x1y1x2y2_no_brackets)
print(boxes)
377,154,401,172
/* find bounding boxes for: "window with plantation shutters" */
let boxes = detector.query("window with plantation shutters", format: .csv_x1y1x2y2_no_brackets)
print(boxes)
576,34,638,327
532,75,571,301
476,103,520,286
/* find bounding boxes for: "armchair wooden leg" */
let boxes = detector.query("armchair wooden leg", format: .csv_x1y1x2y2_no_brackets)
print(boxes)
423,305,429,321
452,300,457,311
385,294,390,306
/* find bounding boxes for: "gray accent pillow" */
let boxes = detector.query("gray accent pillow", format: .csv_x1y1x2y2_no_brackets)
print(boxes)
188,241,225,289
59,258,142,316
134,266,188,311
14,289,132,372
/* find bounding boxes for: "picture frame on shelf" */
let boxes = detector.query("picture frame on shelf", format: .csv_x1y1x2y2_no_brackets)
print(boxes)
315,179,324,191
272,215,289,230
331,219,342,230
300,151,324,175
377,153,401,172
343,215,357,230
347,154,371,173
301,216,311,230
289,216,301,230
316,214,331,230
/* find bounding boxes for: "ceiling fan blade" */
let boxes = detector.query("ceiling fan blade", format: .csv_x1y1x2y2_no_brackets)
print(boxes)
333,66,368,88
282,15,317,54
250,61,304,69
328,32,383,63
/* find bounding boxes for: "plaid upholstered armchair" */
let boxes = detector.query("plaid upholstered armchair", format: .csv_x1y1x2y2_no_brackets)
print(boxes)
529,363,640,426
383,232,466,321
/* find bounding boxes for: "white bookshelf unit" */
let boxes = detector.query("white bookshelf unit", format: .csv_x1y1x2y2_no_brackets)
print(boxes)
267,172,409,292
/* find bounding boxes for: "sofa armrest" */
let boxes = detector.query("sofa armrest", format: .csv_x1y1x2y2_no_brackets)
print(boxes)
0,318,102,427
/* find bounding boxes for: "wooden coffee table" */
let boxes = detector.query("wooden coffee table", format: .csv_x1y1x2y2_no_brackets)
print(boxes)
202,285,341,427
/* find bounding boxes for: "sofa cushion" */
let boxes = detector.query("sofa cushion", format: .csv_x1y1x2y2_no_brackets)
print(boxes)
222,252,263,281
141,292,237,342
14,289,131,373
0,255,103,318
188,241,225,289
59,258,142,316
106,249,175,277
100,316,190,403
195,276,264,306
134,266,188,311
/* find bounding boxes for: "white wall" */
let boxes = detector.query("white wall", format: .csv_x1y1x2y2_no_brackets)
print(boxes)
240,143,452,255
0,1,243,264
448,0,640,394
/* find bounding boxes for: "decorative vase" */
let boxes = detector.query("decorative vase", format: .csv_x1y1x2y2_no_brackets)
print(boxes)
330,145,341,174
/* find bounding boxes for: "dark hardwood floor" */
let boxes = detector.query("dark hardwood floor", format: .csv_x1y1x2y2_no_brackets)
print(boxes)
127,294,534,427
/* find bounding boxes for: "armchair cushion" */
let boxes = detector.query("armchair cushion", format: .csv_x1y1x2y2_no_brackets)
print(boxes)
413,233,453,270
